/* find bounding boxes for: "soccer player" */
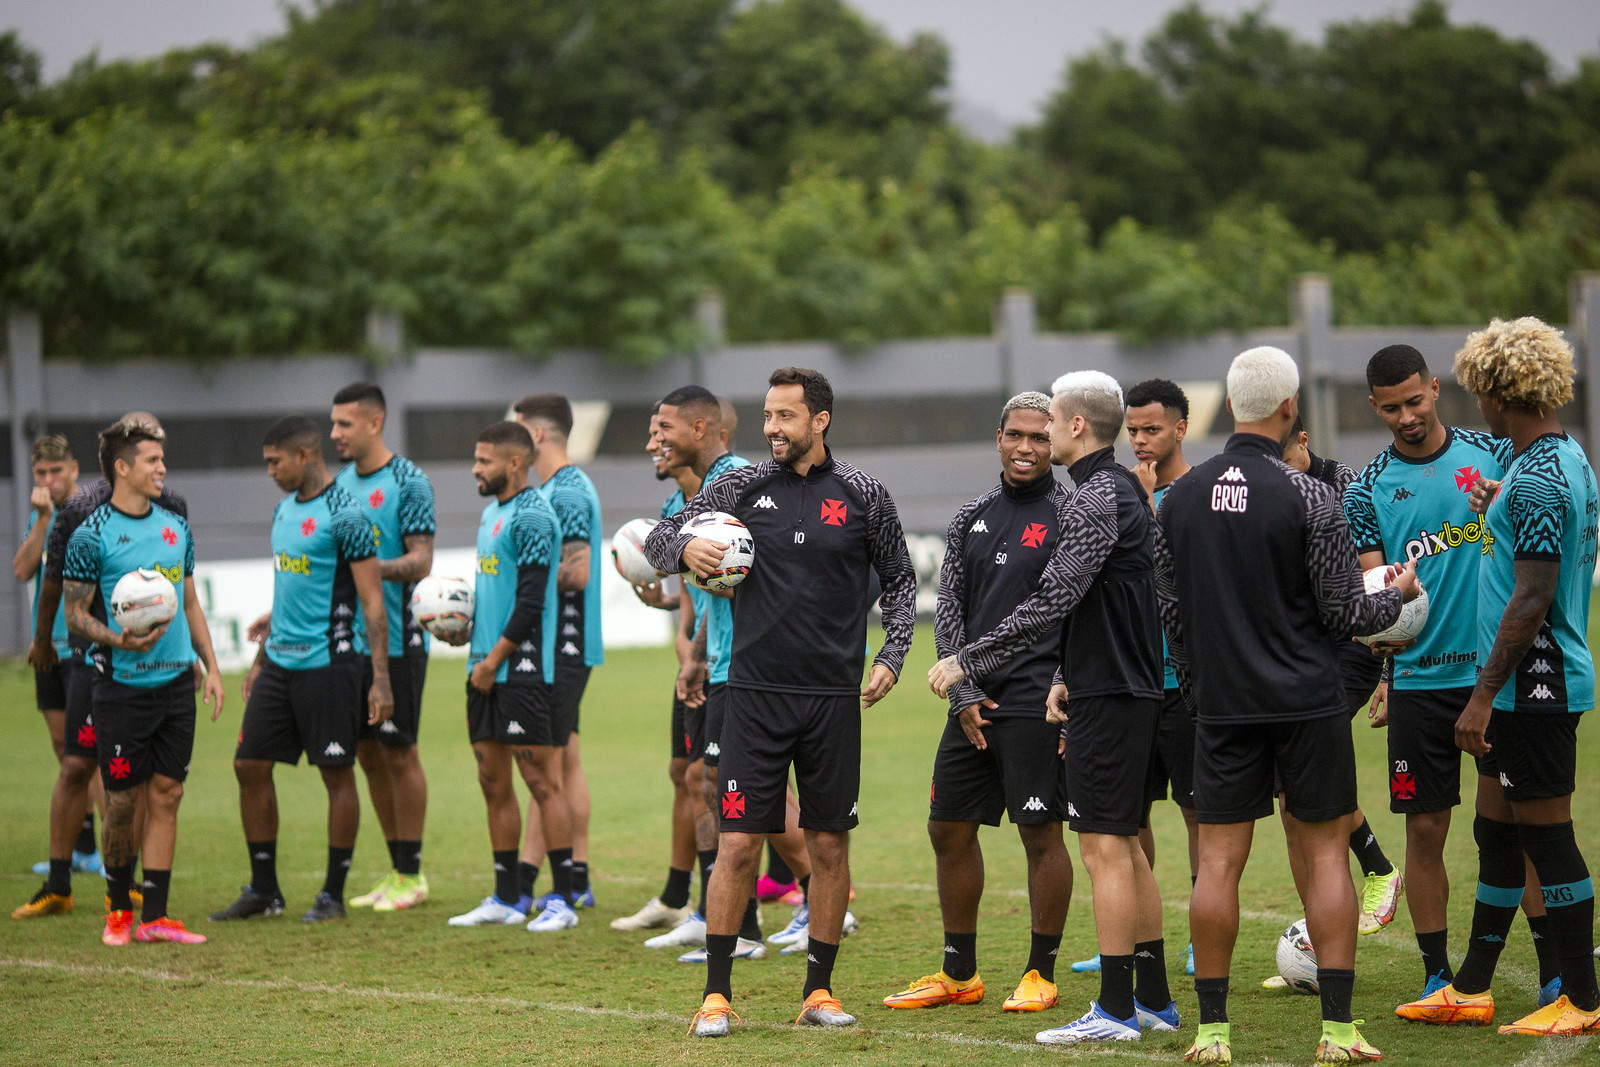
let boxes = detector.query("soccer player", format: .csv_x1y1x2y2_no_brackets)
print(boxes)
13,434,102,919
646,366,917,1036
1344,346,1559,1006
1153,346,1418,1065
329,382,437,913
444,421,566,929
1397,317,1600,1035
612,407,702,933
884,391,1074,1014
930,372,1172,1046
62,418,227,946
210,417,393,925
513,394,602,927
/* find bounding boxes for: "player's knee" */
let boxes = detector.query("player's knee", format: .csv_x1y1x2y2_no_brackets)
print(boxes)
1017,823,1063,862
60,754,96,788
149,777,185,812
927,820,974,857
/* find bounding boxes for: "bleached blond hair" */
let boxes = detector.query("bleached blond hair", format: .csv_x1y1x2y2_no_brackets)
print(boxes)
999,391,1052,430
1454,317,1575,413
1051,371,1125,442
1226,346,1300,422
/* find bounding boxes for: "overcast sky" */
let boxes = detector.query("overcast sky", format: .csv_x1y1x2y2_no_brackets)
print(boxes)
3,0,1597,128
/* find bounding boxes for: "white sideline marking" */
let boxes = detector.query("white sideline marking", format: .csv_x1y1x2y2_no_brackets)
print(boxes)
0,956,1307,1063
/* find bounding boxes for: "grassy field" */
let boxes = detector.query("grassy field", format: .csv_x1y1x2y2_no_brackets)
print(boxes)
6,624,1600,1067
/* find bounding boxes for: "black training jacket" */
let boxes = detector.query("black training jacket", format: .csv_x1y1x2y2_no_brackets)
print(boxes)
1153,433,1401,723
935,473,1069,717
645,448,916,696
956,446,1163,701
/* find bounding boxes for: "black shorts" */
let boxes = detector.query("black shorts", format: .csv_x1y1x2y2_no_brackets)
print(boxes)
685,683,728,765
553,663,590,739
1475,709,1581,802
62,661,98,760
718,687,859,835
1062,694,1159,835
35,660,70,711
1337,640,1384,717
671,693,689,760
1195,713,1357,824
236,659,363,767
465,679,558,746
361,652,427,747
92,673,196,791
1145,688,1196,810
930,713,1065,826
1387,687,1472,813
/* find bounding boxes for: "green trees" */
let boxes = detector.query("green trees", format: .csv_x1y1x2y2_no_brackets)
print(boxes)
0,1,1596,361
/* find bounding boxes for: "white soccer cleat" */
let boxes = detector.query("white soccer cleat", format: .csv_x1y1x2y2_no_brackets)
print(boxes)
1036,1002,1142,1044
768,904,809,945
796,990,856,1027
644,912,707,949
678,937,766,963
447,896,527,927
780,928,809,955
841,909,859,937
610,896,692,932
526,898,579,932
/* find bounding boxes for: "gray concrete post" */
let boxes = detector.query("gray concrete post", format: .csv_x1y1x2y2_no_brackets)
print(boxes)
998,288,1036,397
694,290,725,385
366,309,409,456
1292,274,1338,459
7,310,44,646
1573,273,1600,465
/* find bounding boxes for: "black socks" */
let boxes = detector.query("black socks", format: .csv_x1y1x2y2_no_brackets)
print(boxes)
1098,954,1135,1021
697,848,717,916
46,858,71,897
1134,939,1171,1009
1520,821,1599,1011
106,862,135,912
1195,976,1229,1024
1528,913,1561,988
395,840,422,877
1348,818,1393,877
492,849,518,905
943,931,978,981
1416,928,1453,984
517,861,539,900
739,896,761,941
140,869,171,924
1319,968,1355,1023
704,933,737,1000
1028,931,1062,984
323,846,354,899
661,867,692,910
766,841,794,886
1454,816,1523,994
805,938,840,998
248,840,280,898
548,847,575,905
74,813,96,856
570,860,590,897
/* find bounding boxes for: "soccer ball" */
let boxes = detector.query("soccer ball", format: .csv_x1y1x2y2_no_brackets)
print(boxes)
682,511,754,593
110,568,179,636
611,518,663,585
1357,565,1430,648
409,575,474,641
1275,919,1319,994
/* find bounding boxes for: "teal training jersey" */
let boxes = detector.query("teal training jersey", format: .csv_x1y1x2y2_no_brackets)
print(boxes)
700,452,751,686
265,483,377,671
539,465,604,668
662,486,712,640
27,511,70,658
1152,483,1178,690
1344,427,1513,690
63,501,196,688
335,455,437,659
470,488,561,685
1479,433,1598,713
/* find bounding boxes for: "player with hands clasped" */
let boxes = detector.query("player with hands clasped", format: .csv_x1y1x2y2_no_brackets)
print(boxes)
929,372,1172,1046
647,367,917,1037
884,392,1075,1016
62,418,226,947
1398,319,1600,1036
211,417,391,926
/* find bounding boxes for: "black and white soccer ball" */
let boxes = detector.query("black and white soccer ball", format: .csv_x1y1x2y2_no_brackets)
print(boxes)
409,575,474,640
1275,918,1319,994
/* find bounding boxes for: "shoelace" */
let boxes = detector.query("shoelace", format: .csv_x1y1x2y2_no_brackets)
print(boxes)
686,1003,740,1036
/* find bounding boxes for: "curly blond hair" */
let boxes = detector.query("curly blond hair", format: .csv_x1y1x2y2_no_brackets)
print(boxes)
1454,317,1576,413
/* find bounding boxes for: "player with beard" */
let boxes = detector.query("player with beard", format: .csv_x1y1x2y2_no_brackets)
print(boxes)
931,372,1171,1046
13,435,102,919
612,407,704,933
1154,347,1418,1065
884,392,1074,1015
513,395,603,929
647,367,916,1036
1400,319,1600,1035
444,422,566,928
63,418,227,946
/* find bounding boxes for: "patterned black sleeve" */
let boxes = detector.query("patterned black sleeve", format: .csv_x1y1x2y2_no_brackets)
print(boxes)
1152,493,1195,712
642,464,764,573
935,496,990,714
860,468,917,680
956,471,1118,683
1284,460,1403,638
44,484,105,584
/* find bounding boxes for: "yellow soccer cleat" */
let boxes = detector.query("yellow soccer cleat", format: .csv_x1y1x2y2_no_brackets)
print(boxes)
1358,869,1404,935
882,971,984,1009
12,887,72,920
1184,1022,1232,1065
1497,995,1600,1036
1394,983,1493,1025
350,872,400,908
1004,969,1058,1012
1316,1022,1382,1063
373,873,429,912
